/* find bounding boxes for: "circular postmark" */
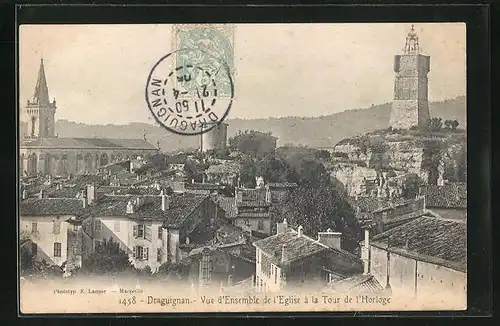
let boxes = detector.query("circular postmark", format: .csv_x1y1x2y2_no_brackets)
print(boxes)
145,48,234,136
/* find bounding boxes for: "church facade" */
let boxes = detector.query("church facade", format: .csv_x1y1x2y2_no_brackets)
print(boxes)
389,25,431,130
19,59,158,177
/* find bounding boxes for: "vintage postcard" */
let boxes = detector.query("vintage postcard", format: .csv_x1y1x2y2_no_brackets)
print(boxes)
18,23,467,314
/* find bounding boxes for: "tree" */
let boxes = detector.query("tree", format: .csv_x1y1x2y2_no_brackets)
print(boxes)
451,120,460,130
255,154,299,184
156,262,189,281
20,245,63,279
315,150,331,160
402,174,424,199
277,182,361,253
80,238,133,275
428,117,443,132
444,120,453,129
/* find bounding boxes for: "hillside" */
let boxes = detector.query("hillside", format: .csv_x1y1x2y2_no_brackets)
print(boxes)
55,96,466,152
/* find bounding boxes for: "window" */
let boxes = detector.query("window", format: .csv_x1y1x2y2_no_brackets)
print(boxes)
94,219,102,231
133,225,152,241
157,248,162,262
133,246,149,261
53,221,61,234
256,249,260,264
31,222,37,233
72,246,78,255
73,224,78,232
54,242,62,258
114,220,120,232
274,266,278,284
31,243,37,256
158,226,163,240
258,219,264,230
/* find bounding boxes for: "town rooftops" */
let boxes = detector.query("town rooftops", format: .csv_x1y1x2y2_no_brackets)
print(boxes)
217,196,238,219
369,216,467,272
205,162,242,174
236,200,271,208
185,182,226,191
423,182,467,209
326,274,384,294
266,182,298,188
96,186,163,196
20,198,85,216
81,193,208,228
349,196,408,213
21,137,158,150
237,188,266,202
253,229,361,268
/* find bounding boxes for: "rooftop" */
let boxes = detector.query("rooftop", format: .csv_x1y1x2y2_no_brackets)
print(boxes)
326,274,384,293
20,198,85,216
21,137,158,150
370,216,467,272
423,182,467,209
81,193,208,228
205,163,242,175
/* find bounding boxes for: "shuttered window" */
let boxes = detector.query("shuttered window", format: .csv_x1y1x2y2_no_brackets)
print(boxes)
54,242,62,257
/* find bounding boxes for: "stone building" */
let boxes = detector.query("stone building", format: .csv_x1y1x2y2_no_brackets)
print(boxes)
360,216,466,303
389,25,431,129
19,59,158,177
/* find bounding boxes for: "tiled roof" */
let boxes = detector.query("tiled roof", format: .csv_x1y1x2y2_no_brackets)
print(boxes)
20,198,85,216
97,186,162,196
254,230,362,274
216,224,258,245
236,212,271,218
327,274,384,293
253,230,327,265
239,188,266,202
266,182,298,188
82,193,208,228
21,137,158,150
349,196,408,213
236,200,271,208
217,197,238,219
46,185,83,198
371,216,467,272
423,183,467,209
185,183,226,191
205,163,242,174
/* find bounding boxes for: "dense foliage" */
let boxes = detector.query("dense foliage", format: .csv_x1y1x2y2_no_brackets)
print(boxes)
277,182,361,253
80,238,133,275
228,130,276,155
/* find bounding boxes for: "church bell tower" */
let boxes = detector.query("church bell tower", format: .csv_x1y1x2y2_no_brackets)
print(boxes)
389,25,430,130
23,58,57,139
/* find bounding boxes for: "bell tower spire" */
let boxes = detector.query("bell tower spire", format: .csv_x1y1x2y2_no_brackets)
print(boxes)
22,58,57,140
389,25,430,130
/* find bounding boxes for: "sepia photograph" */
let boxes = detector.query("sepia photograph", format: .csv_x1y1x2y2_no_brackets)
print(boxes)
18,22,467,313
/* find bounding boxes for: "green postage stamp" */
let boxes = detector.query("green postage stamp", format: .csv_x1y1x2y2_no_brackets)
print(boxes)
173,24,235,98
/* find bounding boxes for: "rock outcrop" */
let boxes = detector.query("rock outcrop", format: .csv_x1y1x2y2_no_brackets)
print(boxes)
330,128,466,197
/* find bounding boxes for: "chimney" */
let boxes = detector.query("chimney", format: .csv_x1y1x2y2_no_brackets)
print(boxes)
276,218,288,235
135,197,141,206
38,189,44,199
297,225,303,237
362,228,371,274
129,160,133,173
317,228,342,250
161,193,169,211
281,244,287,263
22,189,27,200
86,184,95,205
82,193,86,208
126,200,134,214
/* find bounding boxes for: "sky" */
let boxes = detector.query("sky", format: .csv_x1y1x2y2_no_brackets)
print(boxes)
19,23,466,125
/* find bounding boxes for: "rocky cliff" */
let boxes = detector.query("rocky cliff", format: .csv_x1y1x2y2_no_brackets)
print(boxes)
330,128,466,197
